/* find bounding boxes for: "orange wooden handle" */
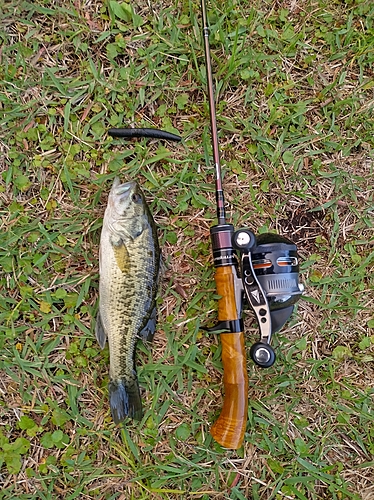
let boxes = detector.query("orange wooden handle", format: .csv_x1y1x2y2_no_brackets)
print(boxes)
211,331,248,449
210,266,248,449
215,265,238,322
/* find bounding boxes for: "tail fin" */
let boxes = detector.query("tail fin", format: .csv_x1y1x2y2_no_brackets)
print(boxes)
109,376,142,423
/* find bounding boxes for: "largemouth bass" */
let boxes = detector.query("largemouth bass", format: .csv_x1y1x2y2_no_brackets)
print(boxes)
96,177,161,422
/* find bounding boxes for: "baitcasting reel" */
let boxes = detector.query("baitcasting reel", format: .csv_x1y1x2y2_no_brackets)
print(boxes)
210,224,304,367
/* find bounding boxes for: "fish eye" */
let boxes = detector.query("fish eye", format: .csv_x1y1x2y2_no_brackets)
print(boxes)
132,193,142,203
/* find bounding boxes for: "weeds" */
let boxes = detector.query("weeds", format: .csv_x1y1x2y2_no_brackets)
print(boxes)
0,0,373,498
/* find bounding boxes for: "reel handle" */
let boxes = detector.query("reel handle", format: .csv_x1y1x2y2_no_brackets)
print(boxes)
233,230,276,367
210,262,248,450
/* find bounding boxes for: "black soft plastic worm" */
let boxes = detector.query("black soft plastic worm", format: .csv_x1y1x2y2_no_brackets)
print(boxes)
108,128,182,142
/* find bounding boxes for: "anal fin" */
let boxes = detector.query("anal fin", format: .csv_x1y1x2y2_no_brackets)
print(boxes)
138,305,157,342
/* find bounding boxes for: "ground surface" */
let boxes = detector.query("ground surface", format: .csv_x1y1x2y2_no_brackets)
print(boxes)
0,0,373,499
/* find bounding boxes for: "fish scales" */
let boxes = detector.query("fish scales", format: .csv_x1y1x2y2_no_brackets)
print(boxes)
102,236,157,378
96,178,160,423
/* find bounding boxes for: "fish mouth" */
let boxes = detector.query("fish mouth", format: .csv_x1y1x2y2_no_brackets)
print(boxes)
116,181,136,193
114,181,137,199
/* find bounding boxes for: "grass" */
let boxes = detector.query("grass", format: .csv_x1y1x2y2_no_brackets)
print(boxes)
0,0,373,498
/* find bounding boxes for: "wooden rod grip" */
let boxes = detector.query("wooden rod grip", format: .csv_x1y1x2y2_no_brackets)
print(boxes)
211,332,248,449
211,266,248,449
215,265,238,321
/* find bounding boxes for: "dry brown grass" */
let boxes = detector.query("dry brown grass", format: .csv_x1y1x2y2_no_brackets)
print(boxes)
1,0,373,498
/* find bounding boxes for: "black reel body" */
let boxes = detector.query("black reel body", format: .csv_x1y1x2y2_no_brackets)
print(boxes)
251,233,301,312
232,229,303,367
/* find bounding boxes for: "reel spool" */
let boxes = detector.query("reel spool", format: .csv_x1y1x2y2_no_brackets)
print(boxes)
233,229,304,368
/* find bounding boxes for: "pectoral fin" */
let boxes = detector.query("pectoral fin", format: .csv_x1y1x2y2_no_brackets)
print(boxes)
111,237,131,273
95,311,107,349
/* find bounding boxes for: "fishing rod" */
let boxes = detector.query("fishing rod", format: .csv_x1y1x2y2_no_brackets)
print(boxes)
201,0,304,449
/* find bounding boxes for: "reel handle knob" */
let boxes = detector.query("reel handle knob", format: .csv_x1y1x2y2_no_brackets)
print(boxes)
250,342,276,368
232,229,256,252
